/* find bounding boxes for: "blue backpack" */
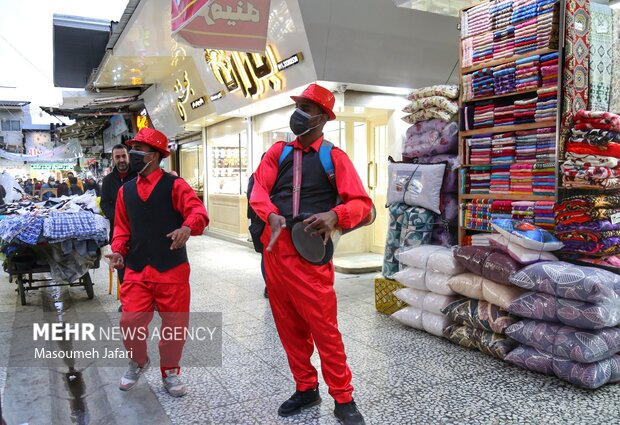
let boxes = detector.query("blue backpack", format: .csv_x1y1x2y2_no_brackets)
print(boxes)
247,140,336,252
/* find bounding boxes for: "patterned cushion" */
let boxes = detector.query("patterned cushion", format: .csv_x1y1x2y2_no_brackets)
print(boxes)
442,298,519,334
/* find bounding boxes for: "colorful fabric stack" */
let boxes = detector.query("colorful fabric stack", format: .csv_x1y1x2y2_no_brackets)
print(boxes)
490,165,511,194
563,111,620,190
514,16,538,55
532,162,556,196
490,0,514,30
494,103,515,126
402,85,459,127
491,200,514,221
491,132,516,165
514,95,537,124
466,199,493,231
534,200,555,230
468,135,492,165
515,55,540,92
510,163,534,194
493,26,516,60
493,63,516,95
512,0,539,25
462,37,474,69
461,73,474,101
515,129,538,163
555,195,620,258
540,52,559,87
473,32,494,66
474,101,495,128
536,127,556,162
512,201,535,222
462,1,491,38
536,0,559,49
535,87,558,122
473,68,494,98
468,166,491,194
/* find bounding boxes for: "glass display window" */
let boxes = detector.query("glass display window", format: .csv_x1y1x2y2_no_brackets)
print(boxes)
208,118,249,195
179,141,204,193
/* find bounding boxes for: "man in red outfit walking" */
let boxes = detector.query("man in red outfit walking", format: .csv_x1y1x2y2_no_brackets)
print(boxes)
106,127,209,397
250,84,371,425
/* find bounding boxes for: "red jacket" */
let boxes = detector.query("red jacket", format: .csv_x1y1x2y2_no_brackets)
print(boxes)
112,169,209,283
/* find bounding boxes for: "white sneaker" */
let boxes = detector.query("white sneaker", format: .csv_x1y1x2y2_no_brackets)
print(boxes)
119,358,150,391
162,369,187,397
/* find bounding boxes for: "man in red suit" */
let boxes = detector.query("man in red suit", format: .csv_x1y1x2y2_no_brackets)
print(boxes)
106,128,209,397
250,84,371,425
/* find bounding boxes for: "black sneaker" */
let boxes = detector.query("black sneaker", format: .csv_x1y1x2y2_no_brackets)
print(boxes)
264,286,269,298
277,387,321,417
334,400,366,425
117,304,122,312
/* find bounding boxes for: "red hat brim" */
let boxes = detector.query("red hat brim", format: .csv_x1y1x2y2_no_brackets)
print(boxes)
290,95,336,121
127,138,170,158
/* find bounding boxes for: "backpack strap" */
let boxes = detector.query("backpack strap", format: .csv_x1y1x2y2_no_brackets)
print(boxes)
277,139,337,191
278,143,294,166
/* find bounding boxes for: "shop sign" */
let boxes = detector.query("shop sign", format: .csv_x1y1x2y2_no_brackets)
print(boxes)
30,163,75,171
191,96,207,109
136,109,150,131
173,70,196,122
205,44,302,99
277,52,303,71
209,91,225,101
172,0,271,53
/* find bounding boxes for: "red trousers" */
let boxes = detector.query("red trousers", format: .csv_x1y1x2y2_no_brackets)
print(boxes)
263,247,354,403
119,280,190,377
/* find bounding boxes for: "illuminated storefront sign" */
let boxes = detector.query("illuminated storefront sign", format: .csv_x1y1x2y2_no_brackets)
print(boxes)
173,70,196,122
209,91,224,101
136,109,150,131
191,97,207,109
277,52,303,71
205,44,302,99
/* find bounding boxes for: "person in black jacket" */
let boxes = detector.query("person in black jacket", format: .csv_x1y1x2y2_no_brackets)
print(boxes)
101,144,137,309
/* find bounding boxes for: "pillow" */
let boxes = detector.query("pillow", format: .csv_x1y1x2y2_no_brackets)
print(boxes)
403,121,458,159
398,245,464,275
399,206,436,249
505,345,620,389
402,108,454,125
447,273,484,299
393,267,427,291
425,271,457,296
391,306,423,329
443,324,517,359
510,261,620,304
506,292,620,329
453,246,523,285
506,319,620,363
387,162,446,214
403,96,459,115
408,85,459,100
382,203,410,279
442,299,519,334
393,288,427,308
423,293,461,315
489,234,559,265
415,154,458,194
422,312,451,337
481,278,528,309
491,219,564,252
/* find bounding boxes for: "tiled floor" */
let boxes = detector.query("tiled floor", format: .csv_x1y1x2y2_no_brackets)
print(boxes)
1,236,620,424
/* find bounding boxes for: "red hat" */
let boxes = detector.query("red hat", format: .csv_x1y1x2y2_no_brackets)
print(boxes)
127,128,170,158
291,83,336,121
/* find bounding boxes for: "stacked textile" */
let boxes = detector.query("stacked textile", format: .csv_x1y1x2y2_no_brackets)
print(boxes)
467,135,492,165
512,0,540,25
391,247,465,337
490,165,511,194
491,132,516,164
514,16,538,55
473,68,494,98
491,200,514,223
473,32,494,66
490,0,513,31
382,203,435,279
535,87,557,122
493,26,515,60
534,200,555,229
515,129,537,162
474,101,495,129
515,55,540,92
535,127,556,161
536,0,559,49
532,162,556,196
402,86,459,126
563,111,620,189
468,166,491,194
554,195,620,258
494,103,515,126
510,163,534,194
462,1,491,38
514,95,537,123
493,63,517,95
505,262,620,388
461,73,474,101
465,199,493,231
540,52,559,87
512,201,535,222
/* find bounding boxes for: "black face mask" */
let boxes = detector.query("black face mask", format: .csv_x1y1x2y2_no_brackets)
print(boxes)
289,108,323,136
128,151,152,174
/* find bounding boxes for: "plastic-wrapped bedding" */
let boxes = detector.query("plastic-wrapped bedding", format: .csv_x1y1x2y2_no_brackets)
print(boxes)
399,206,436,249
398,246,464,275
453,246,523,285
510,261,620,304
442,299,519,334
506,292,620,329
432,223,458,248
448,273,485,300
382,203,409,278
387,162,446,213
481,279,528,309
443,324,517,360
414,154,459,193
393,288,460,315
491,219,564,252
392,268,456,295
391,307,451,337
393,288,427,309
505,345,620,389
403,120,459,159
506,319,620,363
489,234,558,265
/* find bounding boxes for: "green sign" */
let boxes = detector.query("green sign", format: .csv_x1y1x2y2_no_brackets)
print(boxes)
29,163,75,170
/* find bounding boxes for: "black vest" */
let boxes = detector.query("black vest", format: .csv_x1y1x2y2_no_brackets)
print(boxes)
123,173,188,272
270,149,338,221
